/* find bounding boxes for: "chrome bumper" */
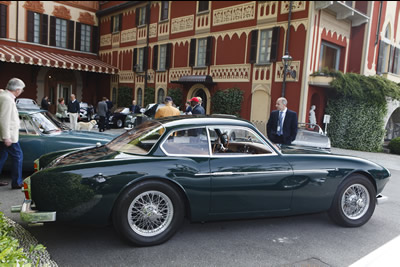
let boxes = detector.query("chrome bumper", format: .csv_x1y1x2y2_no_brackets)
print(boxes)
11,200,56,224
376,194,388,205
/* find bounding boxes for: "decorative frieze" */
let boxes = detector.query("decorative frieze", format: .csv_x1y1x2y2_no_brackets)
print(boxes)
52,5,71,20
23,1,44,13
281,1,306,14
112,33,120,48
169,67,191,82
150,23,157,38
210,64,251,82
121,29,136,43
119,70,135,83
275,61,300,82
257,1,277,22
137,27,147,41
213,2,255,26
171,15,194,34
193,68,208,76
78,12,95,26
100,34,111,47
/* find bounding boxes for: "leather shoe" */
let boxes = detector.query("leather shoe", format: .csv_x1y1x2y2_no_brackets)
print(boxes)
0,181,9,186
11,184,23,189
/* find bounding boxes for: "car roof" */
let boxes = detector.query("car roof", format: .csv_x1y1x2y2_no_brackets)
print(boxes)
156,115,254,129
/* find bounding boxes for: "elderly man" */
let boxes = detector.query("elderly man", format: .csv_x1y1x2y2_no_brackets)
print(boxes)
267,97,298,145
190,97,205,115
0,78,25,188
155,96,180,118
68,94,80,130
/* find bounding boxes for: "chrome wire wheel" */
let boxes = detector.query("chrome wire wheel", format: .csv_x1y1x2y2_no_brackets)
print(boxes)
127,190,174,237
341,183,370,220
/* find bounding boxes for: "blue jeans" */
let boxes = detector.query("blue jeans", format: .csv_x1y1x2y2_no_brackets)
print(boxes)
0,142,23,186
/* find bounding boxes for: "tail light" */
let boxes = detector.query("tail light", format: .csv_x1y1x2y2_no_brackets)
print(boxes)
33,159,39,172
22,177,31,200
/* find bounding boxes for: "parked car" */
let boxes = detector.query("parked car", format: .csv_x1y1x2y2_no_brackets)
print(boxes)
13,116,390,246
292,123,331,150
79,102,94,121
124,103,165,128
3,102,116,171
94,107,132,128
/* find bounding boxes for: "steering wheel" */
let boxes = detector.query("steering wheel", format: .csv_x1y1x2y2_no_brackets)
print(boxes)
213,133,229,153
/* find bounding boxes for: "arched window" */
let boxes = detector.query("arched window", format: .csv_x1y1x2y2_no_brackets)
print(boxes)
137,88,143,106
157,88,165,104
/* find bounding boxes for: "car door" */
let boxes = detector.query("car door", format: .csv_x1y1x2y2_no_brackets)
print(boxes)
208,126,294,216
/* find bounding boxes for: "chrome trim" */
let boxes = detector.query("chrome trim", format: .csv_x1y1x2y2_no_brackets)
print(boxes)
195,168,336,177
376,194,388,205
20,200,56,223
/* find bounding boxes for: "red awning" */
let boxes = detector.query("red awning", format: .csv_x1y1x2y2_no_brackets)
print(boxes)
0,44,118,74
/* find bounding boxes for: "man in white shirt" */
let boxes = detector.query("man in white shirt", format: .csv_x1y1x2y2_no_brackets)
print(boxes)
0,78,25,188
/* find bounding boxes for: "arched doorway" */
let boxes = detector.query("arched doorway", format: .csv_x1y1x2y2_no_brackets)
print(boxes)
310,93,321,125
188,84,211,114
385,107,400,140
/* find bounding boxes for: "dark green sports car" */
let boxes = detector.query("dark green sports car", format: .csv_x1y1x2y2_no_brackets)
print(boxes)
12,116,390,246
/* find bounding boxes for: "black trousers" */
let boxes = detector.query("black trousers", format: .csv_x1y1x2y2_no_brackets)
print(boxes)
99,116,106,132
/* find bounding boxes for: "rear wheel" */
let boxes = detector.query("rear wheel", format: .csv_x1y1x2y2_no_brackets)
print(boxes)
328,174,376,227
113,180,184,246
116,119,123,128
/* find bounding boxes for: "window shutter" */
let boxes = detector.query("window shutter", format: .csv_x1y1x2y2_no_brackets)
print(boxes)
49,16,56,46
249,30,258,63
144,47,149,70
205,36,213,66
27,11,34,42
153,45,158,70
270,27,280,62
135,8,139,26
0,4,7,38
119,14,123,31
110,16,114,33
68,20,75,50
75,22,81,51
388,45,394,73
41,14,48,45
146,4,150,24
189,38,196,67
133,48,137,71
394,48,400,74
166,43,172,69
92,26,98,53
376,40,385,74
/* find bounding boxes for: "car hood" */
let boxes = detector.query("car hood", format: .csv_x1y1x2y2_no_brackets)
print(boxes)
57,130,118,142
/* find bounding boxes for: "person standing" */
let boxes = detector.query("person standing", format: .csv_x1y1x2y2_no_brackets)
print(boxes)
41,96,50,110
68,94,80,130
0,78,25,188
155,96,180,118
184,101,192,115
309,105,316,129
130,100,141,114
267,97,298,145
97,97,108,132
190,97,205,115
56,97,68,122
106,98,113,130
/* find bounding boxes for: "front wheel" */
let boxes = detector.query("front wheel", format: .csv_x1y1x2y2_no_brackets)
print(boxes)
328,174,376,227
116,119,123,128
112,181,184,246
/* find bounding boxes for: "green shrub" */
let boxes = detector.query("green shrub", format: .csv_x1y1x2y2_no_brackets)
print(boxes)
144,87,155,107
117,87,133,107
0,211,45,266
326,72,400,152
388,137,400,155
167,88,183,109
211,87,244,116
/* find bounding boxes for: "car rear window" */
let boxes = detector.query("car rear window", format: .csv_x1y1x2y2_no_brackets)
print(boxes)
106,120,164,155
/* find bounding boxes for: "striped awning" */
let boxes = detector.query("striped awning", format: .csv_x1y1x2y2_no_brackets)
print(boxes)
0,44,118,74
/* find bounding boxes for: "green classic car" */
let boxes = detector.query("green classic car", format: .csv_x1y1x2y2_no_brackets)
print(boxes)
12,116,390,246
4,106,116,171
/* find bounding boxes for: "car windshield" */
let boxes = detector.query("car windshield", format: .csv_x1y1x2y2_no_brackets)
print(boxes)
115,107,130,114
30,112,62,134
106,120,164,155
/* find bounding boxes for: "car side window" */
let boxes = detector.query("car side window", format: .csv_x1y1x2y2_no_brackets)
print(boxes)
19,116,38,135
162,128,209,156
208,126,273,155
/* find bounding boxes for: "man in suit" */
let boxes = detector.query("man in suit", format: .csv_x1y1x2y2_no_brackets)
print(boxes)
97,97,108,132
130,100,141,114
190,97,205,115
267,97,298,145
0,78,25,188
67,94,80,130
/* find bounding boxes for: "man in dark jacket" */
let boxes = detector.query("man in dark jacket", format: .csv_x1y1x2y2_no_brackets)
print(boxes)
190,97,205,115
105,98,113,129
97,97,108,132
130,100,141,114
267,97,298,145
